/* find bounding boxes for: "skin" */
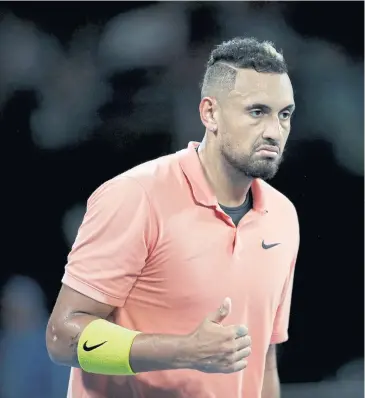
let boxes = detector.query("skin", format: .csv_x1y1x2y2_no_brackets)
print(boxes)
198,68,295,207
46,285,114,366
262,345,281,398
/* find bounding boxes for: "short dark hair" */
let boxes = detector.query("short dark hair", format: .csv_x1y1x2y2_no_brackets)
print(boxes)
201,37,288,98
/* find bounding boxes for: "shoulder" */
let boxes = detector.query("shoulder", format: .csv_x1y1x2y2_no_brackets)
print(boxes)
88,152,181,204
124,152,182,190
260,180,297,213
259,180,299,231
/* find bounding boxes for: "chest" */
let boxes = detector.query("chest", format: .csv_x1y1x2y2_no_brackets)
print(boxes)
129,207,293,322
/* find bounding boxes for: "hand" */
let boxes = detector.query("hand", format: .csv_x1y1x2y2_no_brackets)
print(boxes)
184,297,251,374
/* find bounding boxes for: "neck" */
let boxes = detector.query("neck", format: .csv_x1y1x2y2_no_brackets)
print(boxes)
198,137,253,207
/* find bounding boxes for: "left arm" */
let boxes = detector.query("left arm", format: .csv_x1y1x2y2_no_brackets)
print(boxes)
262,210,299,398
262,205,300,398
261,254,295,398
261,344,281,398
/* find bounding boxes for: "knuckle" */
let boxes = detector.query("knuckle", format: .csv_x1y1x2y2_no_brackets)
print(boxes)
244,335,251,346
226,354,236,366
227,328,237,339
226,344,236,355
227,347,236,356
237,360,248,371
219,341,231,355
222,338,235,350
241,360,248,369
242,347,251,357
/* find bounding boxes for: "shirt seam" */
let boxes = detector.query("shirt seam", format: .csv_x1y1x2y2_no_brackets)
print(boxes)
120,175,158,255
114,175,159,305
64,270,125,301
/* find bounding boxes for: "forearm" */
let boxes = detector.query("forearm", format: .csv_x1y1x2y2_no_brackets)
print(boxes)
46,315,189,373
129,333,190,372
261,368,281,398
262,344,281,398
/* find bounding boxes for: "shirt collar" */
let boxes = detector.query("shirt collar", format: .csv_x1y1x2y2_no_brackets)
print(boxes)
177,141,268,213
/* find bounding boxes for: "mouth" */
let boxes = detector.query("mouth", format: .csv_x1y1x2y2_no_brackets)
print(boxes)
255,145,280,157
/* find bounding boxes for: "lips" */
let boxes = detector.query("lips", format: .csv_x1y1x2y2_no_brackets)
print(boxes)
255,145,279,154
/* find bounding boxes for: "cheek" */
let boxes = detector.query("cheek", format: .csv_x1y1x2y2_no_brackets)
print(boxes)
230,134,257,157
220,113,259,151
281,123,291,141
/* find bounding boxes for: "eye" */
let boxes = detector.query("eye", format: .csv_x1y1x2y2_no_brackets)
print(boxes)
249,109,264,118
279,111,291,120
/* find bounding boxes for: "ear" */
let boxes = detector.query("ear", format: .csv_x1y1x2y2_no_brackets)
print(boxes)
199,96,218,133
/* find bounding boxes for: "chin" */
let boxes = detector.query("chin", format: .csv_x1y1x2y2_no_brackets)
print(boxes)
241,161,280,180
248,171,277,180
223,150,282,180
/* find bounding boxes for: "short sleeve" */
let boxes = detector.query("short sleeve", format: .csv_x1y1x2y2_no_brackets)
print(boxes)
270,218,300,344
62,176,154,307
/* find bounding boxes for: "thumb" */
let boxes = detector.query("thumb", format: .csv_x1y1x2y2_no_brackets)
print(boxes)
206,297,232,324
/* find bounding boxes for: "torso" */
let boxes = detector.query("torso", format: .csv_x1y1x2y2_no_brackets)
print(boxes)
67,144,299,398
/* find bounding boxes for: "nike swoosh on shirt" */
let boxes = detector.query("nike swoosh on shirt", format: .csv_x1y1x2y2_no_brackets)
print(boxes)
262,240,281,250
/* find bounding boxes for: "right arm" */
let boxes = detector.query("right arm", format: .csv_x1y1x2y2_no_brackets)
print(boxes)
46,176,250,374
46,285,191,373
46,286,250,374
46,284,189,372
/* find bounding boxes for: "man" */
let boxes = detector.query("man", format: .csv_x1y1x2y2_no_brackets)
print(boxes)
46,37,299,398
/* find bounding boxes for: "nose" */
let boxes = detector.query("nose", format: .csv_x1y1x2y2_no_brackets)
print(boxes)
262,116,283,141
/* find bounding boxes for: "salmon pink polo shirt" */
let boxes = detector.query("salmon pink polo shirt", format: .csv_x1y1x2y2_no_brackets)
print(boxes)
62,141,300,398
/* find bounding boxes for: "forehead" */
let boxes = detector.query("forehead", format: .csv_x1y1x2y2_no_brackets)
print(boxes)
229,69,294,106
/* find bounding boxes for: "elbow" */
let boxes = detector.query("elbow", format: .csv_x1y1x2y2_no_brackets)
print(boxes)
45,321,61,364
47,349,63,366
46,319,72,366
47,344,63,366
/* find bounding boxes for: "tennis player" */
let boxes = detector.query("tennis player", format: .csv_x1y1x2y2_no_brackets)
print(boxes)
46,37,299,398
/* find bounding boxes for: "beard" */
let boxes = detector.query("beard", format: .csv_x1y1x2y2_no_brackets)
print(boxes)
221,147,284,180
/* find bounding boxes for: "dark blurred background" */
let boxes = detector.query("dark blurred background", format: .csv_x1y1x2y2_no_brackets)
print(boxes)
0,2,363,397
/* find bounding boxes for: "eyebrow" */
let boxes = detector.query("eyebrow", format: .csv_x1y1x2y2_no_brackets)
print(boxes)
244,103,296,113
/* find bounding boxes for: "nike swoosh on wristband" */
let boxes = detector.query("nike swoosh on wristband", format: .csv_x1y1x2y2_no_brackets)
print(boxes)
83,341,108,352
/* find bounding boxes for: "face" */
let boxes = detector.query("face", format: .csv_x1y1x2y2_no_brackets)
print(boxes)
202,69,295,180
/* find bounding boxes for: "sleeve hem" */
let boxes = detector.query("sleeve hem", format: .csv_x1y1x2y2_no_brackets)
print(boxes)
62,271,126,307
270,332,289,344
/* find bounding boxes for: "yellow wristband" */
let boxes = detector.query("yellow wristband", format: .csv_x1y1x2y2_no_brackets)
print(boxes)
77,319,141,375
